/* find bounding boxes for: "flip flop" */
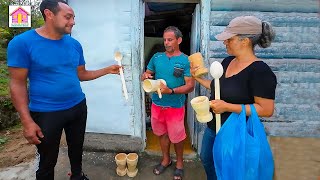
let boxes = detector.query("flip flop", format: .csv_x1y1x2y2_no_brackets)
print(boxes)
173,167,184,180
153,161,172,175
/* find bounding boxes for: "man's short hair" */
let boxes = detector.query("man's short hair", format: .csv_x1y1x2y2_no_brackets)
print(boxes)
40,0,68,21
164,26,183,39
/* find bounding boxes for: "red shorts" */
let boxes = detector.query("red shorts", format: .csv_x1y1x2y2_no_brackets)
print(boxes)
151,103,186,143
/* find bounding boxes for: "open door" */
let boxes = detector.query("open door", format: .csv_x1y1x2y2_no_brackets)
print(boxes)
143,2,198,154
139,0,146,149
187,4,200,148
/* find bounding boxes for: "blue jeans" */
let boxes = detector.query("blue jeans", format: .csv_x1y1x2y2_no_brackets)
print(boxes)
200,127,217,180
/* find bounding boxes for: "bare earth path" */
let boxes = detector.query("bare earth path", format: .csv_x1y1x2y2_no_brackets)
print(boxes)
0,126,35,168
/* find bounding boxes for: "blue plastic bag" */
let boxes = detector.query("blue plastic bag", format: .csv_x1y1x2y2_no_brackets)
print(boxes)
247,104,274,180
213,105,274,180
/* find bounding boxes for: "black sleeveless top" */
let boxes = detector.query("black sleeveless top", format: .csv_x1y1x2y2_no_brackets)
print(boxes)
207,56,277,132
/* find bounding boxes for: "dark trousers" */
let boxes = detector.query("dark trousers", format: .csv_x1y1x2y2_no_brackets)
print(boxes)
31,99,87,180
200,127,217,180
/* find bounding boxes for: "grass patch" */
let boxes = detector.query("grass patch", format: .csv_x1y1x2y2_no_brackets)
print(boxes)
0,62,9,96
0,136,8,150
8,123,22,131
0,136,8,145
0,123,22,149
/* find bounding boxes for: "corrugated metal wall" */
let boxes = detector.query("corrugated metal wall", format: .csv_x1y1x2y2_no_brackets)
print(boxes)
208,0,320,137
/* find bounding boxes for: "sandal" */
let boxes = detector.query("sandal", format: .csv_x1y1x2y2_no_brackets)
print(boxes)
173,168,184,180
153,161,172,175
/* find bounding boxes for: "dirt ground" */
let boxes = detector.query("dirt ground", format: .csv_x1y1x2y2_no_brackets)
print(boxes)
0,126,34,168
0,126,67,169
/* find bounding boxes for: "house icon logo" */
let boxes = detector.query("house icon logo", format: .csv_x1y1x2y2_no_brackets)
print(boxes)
9,6,31,27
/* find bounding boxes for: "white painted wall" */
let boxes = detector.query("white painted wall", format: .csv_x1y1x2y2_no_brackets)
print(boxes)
68,0,134,135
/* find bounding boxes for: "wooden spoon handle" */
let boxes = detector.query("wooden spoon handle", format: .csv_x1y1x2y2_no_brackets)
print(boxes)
157,88,162,99
214,78,221,133
118,61,128,100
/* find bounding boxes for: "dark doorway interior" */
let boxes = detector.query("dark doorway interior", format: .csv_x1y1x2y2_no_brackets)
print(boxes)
145,2,196,57
144,2,197,153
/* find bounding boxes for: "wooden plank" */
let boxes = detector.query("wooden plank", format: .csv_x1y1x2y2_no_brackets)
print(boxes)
208,58,320,73
275,72,320,83
210,11,320,27
263,120,320,137
210,26,320,44
145,0,199,3
275,83,320,105
187,4,200,146
193,0,211,151
209,41,320,59
210,0,318,13
131,0,144,138
200,0,211,67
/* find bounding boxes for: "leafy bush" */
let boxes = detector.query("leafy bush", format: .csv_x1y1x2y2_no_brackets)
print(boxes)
0,0,44,61
0,62,9,96
0,136,8,145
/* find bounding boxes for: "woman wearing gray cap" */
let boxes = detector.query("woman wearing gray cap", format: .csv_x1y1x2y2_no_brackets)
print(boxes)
191,16,277,179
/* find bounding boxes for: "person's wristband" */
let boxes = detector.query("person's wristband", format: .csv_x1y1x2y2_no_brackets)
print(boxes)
170,88,175,94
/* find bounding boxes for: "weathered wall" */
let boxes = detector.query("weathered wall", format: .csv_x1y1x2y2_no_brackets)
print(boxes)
205,1,320,178
208,1,320,137
68,0,145,151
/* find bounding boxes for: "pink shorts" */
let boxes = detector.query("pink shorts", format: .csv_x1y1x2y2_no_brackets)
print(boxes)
151,103,186,143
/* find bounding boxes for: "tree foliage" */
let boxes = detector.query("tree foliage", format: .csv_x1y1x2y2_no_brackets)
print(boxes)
0,0,43,61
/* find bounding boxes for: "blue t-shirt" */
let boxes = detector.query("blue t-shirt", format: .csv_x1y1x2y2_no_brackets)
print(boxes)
7,29,86,112
147,52,191,108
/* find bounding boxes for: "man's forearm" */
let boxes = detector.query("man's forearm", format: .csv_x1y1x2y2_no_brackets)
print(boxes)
172,78,195,94
78,68,109,81
172,85,194,94
9,80,33,126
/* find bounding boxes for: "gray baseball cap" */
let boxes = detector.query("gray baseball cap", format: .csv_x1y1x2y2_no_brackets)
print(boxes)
215,16,262,41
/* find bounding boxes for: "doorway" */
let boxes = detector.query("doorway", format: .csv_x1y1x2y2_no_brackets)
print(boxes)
143,1,199,155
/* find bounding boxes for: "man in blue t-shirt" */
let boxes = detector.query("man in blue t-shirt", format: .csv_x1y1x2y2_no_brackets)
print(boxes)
7,1,120,179
141,26,195,180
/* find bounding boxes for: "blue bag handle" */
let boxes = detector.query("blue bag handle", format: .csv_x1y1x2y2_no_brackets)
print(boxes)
247,104,261,136
214,104,248,180
249,104,259,119
248,104,265,135
216,104,246,135
248,104,274,180
241,104,246,115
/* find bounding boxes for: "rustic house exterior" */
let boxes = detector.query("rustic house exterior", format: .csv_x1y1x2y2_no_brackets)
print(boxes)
67,0,320,153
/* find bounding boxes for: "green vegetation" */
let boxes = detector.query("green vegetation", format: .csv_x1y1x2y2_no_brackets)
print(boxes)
0,62,9,96
0,136,8,145
0,0,43,96
0,135,8,150
0,0,43,133
0,123,22,148
8,123,22,130
0,0,43,62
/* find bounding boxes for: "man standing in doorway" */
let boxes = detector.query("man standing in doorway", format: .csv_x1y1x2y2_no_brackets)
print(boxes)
7,0,120,179
141,26,195,180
